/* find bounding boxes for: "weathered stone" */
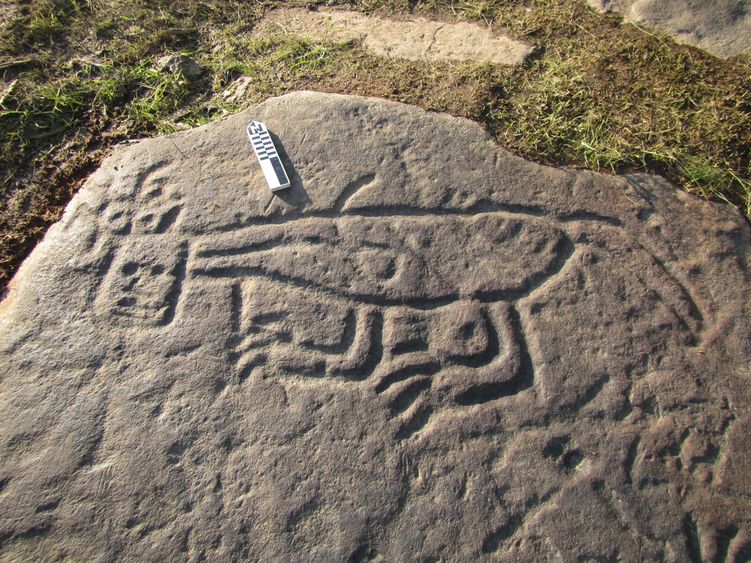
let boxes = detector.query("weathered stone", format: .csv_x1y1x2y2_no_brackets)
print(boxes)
156,54,204,79
222,76,253,104
587,0,751,58
255,8,534,65
0,91,749,561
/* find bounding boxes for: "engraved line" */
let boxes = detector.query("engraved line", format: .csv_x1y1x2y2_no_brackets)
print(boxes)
230,283,242,333
333,173,377,212
327,309,384,381
300,309,356,355
212,202,548,232
444,308,500,369
454,304,534,406
204,204,623,238
375,360,441,394
160,243,188,326
394,403,433,441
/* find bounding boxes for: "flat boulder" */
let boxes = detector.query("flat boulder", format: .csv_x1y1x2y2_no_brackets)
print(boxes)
254,8,534,65
0,91,749,561
588,0,751,58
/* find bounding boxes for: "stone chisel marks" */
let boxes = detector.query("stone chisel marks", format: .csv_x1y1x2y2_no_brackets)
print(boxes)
247,120,290,192
0,91,749,562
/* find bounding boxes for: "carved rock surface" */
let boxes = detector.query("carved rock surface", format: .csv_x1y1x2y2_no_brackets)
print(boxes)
1,91,750,561
588,0,751,58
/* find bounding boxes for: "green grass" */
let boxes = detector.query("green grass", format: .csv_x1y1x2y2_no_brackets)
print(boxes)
491,35,751,213
0,0,749,290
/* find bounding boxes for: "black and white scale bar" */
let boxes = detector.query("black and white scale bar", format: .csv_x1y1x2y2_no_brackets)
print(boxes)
246,121,291,192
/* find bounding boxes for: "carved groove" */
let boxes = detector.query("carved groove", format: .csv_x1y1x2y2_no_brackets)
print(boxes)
375,360,441,394
392,339,429,355
192,265,459,309
302,310,356,354
327,309,384,380
191,220,575,307
624,436,640,485
197,234,285,258
230,283,242,333
395,404,433,440
211,200,539,233
684,512,703,563
445,309,499,368
482,517,522,554
471,236,575,303
388,378,432,415
454,305,533,406
715,525,738,563
160,243,188,326
154,205,181,234
333,174,377,211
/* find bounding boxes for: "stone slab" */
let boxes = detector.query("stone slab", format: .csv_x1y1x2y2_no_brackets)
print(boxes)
1,91,750,561
588,0,751,58
254,8,534,65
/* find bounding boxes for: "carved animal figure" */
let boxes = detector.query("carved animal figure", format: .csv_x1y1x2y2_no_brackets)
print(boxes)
89,171,702,440
187,209,574,437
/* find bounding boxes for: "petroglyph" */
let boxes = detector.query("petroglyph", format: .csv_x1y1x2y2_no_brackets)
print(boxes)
0,92,748,561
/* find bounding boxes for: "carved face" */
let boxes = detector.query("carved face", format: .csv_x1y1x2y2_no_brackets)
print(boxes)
96,238,187,326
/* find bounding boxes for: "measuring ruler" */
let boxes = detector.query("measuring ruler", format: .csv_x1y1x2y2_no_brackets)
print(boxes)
246,121,291,192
